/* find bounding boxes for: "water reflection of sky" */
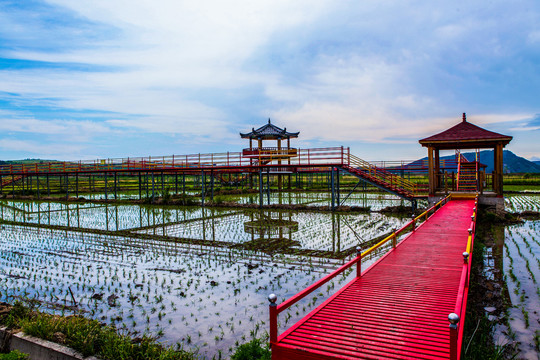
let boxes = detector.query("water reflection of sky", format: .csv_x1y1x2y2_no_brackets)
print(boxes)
0,200,408,254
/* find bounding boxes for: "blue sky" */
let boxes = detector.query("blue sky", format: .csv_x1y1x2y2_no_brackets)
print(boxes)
0,0,539,161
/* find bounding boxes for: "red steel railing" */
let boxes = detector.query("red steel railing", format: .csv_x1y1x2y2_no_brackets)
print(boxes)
0,147,348,175
0,146,429,196
449,195,478,360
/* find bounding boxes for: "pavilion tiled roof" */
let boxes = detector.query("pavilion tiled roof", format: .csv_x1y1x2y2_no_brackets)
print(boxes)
419,113,512,147
240,119,299,139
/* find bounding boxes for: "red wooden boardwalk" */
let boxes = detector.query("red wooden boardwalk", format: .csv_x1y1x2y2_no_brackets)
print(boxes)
270,197,477,359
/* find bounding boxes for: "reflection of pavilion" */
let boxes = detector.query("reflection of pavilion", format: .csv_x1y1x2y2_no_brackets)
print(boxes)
242,211,300,252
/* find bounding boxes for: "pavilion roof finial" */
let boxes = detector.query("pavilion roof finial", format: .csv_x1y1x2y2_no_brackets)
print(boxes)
268,118,271,124
462,113,466,123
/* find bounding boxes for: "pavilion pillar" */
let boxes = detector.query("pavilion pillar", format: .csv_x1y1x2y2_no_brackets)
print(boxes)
494,143,503,196
287,137,291,189
277,138,282,190
434,148,440,190
428,146,435,195
249,138,253,188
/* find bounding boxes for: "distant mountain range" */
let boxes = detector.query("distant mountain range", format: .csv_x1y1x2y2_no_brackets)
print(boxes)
425,150,540,173
1,152,539,173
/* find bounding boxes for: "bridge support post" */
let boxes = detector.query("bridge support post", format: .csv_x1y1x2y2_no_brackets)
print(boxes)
105,172,108,200
46,174,50,196
161,171,164,195
115,172,119,199
201,171,205,207
259,168,263,208
267,168,271,205
210,170,214,201
336,168,340,207
330,167,335,211
151,172,155,201
75,173,79,198
463,251,470,286
448,313,460,360
356,247,362,277
138,172,142,199
268,294,278,345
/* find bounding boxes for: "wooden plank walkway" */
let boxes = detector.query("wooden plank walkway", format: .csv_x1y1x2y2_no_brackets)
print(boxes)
271,198,476,359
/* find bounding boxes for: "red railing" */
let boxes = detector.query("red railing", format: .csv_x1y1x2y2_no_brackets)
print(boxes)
347,154,418,195
268,194,452,345
242,147,298,158
449,195,478,360
0,147,348,175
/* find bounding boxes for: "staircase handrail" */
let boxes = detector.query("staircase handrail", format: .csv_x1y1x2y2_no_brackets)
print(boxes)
348,154,418,195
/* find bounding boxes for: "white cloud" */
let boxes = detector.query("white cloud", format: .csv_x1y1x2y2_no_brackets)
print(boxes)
0,139,85,157
0,0,539,160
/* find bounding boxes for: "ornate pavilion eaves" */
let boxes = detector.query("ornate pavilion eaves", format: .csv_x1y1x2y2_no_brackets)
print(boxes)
240,119,299,139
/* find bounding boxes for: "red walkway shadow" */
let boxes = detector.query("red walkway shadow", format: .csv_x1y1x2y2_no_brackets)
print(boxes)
270,198,477,359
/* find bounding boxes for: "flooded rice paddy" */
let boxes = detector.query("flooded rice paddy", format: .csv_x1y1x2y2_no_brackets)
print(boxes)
0,193,410,358
0,193,538,358
497,220,540,358
505,194,540,213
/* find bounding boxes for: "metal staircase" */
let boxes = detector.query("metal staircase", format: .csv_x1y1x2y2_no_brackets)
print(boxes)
456,151,478,192
340,154,417,200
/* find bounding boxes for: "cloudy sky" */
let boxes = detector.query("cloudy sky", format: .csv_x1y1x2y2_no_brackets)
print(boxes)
0,0,539,161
